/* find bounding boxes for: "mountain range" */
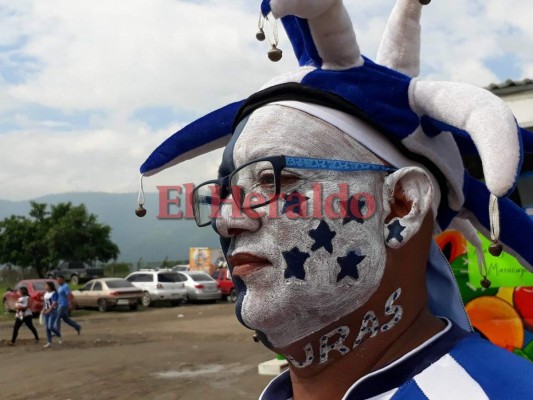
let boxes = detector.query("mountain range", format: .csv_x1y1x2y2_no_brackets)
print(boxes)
0,192,220,263
3,184,533,265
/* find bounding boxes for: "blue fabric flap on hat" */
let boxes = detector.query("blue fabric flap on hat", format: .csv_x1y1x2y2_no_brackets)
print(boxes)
301,57,419,139
261,0,271,17
140,101,244,176
281,15,322,68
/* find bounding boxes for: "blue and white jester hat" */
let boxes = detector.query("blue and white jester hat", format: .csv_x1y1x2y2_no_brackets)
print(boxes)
139,0,533,331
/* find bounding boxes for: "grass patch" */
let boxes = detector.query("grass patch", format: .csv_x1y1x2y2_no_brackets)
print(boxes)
70,309,97,317
0,281,15,293
0,312,13,323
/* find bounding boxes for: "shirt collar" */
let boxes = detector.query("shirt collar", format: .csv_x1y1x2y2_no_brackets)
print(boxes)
259,318,471,400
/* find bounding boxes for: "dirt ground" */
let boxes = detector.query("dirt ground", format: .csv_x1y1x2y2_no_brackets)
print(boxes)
0,302,278,400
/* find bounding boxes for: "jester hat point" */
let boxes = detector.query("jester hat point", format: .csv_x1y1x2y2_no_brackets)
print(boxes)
139,0,533,331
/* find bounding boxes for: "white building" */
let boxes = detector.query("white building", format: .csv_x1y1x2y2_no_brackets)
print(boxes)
488,79,533,211
488,79,533,130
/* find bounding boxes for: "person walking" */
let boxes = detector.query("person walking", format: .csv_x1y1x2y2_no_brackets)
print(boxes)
8,286,39,345
53,275,81,336
42,281,62,348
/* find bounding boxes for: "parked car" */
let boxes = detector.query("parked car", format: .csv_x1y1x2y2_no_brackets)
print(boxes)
211,268,237,302
3,279,59,314
178,271,222,302
72,278,143,312
47,261,104,285
125,269,188,307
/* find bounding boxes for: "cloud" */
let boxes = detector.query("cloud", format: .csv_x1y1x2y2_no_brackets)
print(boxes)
0,0,532,201
0,118,223,201
4,0,295,114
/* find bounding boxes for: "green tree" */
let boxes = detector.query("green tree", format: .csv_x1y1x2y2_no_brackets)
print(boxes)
0,201,119,277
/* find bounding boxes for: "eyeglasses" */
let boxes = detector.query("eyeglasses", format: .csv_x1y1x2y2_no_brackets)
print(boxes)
192,155,396,227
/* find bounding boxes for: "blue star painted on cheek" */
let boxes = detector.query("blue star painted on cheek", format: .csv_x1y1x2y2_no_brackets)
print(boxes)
336,251,366,282
282,247,310,280
309,220,336,254
386,220,405,243
281,191,310,216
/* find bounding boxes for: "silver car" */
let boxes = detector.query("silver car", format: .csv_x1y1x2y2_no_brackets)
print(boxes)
125,269,188,307
72,278,143,312
178,271,222,302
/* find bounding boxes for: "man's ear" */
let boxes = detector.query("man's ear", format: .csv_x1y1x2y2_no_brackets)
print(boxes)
382,167,433,249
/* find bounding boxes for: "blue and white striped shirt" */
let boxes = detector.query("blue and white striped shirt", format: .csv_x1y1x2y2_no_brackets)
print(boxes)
259,320,533,400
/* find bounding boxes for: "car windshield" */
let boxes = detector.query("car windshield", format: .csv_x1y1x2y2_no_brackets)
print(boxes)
187,273,214,282
158,273,181,283
32,281,57,291
106,280,135,288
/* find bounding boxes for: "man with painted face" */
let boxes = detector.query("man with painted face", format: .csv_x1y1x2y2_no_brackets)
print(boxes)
138,1,533,399
217,104,446,398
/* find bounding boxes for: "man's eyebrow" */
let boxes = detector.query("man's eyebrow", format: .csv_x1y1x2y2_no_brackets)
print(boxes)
234,148,267,165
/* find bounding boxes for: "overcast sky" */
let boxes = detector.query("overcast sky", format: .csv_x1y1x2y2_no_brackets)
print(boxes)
1,0,532,201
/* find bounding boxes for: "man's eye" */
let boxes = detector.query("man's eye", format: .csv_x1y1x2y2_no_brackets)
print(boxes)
258,171,275,187
279,173,300,187
254,171,301,191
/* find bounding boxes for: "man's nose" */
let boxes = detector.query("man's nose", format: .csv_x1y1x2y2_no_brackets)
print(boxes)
216,197,262,237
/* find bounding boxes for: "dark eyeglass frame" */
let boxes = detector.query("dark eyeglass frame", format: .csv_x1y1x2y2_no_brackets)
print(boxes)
192,155,396,227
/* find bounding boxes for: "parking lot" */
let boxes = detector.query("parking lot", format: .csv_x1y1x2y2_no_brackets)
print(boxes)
0,302,275,400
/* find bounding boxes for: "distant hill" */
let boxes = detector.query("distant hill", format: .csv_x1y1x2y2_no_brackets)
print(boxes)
0,192,220,263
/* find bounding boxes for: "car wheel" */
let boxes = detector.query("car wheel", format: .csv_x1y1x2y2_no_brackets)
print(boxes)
3,299,10,314
70,275,79,285
129,303,139,311
141,292,151,307
97,299,108,312
229,289,238,303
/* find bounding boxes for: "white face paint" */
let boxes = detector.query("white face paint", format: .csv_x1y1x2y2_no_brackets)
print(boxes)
217,105,389,349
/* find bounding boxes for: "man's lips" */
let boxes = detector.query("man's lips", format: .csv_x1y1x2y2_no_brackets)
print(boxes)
228,253,271,278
